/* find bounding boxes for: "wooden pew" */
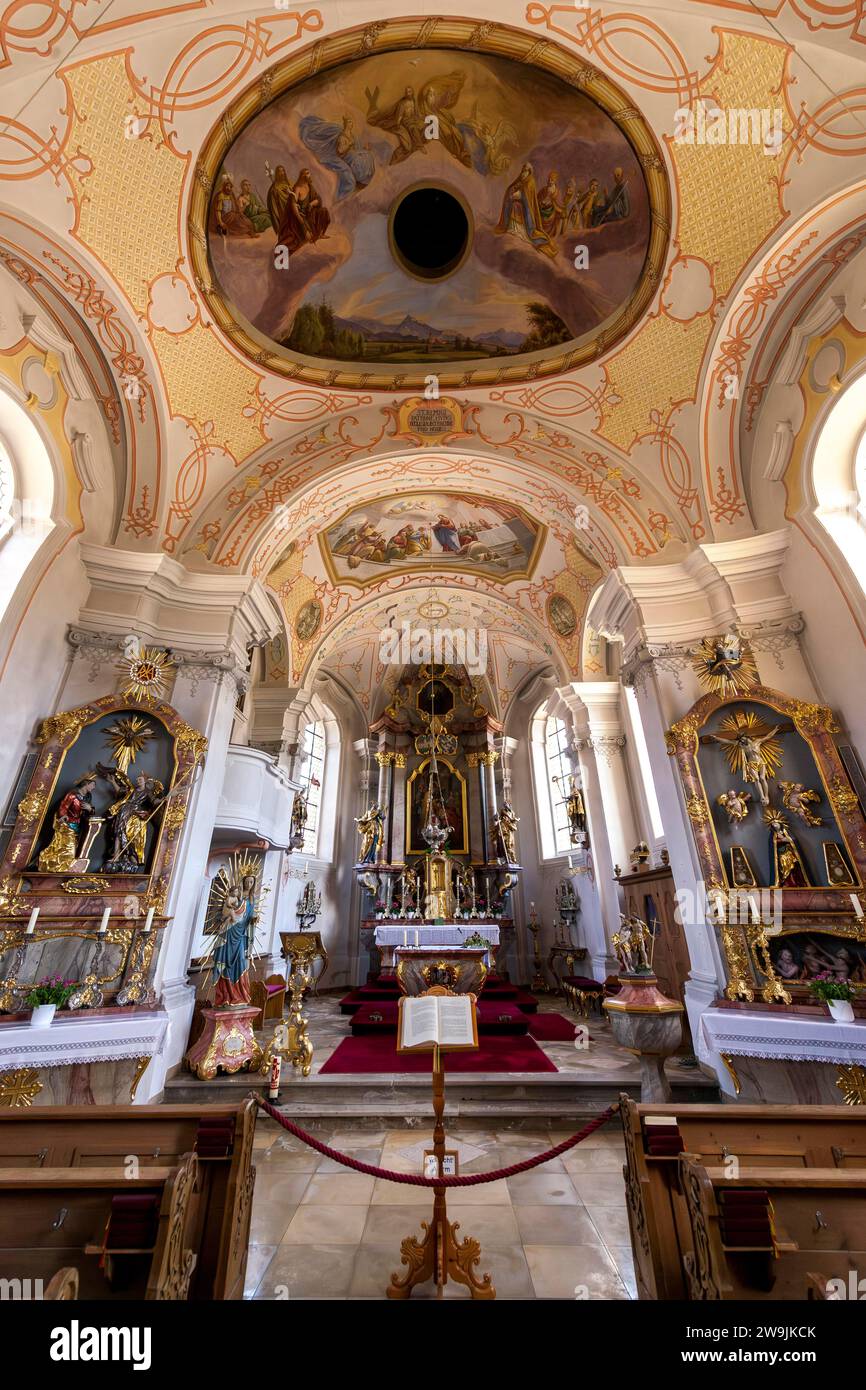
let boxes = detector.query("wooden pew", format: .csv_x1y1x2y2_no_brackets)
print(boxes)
679,1156,866,1300
620,1094,866,1300
0,1099,256,1299
0,1154,199,1300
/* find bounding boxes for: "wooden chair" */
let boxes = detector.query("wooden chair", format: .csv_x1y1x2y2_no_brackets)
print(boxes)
249,973,286,1031
679,1154,866,1300
620,1094,866,1300
0,1099,257,1299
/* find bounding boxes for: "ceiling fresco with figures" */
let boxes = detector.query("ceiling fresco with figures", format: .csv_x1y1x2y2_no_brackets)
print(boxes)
200,37,662,387
1,1,866,700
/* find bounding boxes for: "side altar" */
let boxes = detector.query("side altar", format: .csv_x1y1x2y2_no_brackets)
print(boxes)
0,654,207,1107
667,632,866,1103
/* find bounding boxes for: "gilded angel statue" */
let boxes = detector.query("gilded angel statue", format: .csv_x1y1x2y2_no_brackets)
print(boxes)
717,788,752,823
779,781,823,827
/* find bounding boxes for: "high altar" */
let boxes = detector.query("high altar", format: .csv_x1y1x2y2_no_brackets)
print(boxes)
351,663,522,977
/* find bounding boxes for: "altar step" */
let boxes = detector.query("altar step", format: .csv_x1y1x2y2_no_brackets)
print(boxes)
162,1068,718,1119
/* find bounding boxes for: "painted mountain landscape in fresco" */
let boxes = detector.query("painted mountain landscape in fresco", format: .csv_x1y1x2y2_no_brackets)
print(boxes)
207,49,651,366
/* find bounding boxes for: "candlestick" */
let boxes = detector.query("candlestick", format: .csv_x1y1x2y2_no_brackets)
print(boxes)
142,907,155,933
98,907,110,935
25,907,39,935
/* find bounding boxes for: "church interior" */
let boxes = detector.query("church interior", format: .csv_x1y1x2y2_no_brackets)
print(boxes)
2,0,866,1322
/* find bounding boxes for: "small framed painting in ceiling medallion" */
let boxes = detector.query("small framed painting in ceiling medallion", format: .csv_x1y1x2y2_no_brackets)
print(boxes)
320,491,545,589
294,599,323,643
189,17,670,392
547,593,578,640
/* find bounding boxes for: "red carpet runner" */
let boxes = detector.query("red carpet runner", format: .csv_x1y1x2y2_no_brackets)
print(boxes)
319,1032,558,1074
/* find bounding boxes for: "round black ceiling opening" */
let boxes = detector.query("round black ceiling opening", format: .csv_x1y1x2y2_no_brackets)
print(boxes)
390,184,471,281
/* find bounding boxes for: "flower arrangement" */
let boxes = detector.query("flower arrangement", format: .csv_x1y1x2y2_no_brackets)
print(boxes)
25,976,78,1009
463,932,492,949
807,973,854,1003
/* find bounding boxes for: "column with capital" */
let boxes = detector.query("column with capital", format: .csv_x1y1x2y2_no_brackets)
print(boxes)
553,682,635,979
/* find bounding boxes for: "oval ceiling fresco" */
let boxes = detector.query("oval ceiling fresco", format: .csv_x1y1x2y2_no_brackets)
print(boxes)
190,19,670,390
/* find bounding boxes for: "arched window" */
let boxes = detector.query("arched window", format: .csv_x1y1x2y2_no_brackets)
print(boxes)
0,439,13,545
530,700,577,858
0,390,55,625
810,373,866,603
297,717,326,855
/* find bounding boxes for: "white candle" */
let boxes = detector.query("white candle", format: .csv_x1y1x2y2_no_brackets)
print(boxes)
142,907,155,933
414,929,419,947
567,856,574,870
748,894,760,923
98,907,110,935
25,907,39,935
403,929,407,948
851,893,864,919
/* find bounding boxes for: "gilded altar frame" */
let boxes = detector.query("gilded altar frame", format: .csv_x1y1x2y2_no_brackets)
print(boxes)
666,683,866,1000
0,694,206,1005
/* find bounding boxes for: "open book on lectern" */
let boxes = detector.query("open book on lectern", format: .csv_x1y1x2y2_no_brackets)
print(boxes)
397,994,479,1052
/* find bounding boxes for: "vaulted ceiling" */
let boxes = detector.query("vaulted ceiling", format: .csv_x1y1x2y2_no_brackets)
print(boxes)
1,1,864,693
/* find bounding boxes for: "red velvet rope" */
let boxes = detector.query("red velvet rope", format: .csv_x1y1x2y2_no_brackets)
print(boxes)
252,1095,618,1186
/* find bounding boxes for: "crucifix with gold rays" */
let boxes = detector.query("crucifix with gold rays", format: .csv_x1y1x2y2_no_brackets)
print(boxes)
708,711,783,807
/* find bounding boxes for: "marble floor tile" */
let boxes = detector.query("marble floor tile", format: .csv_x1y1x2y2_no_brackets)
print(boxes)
301,1172,376,1205
316,1148,382,1174
254,1243,357,1299
524,1244,629,1300
370,1177,435,1205
562,1147,626,1174
243,1244,276,1298
610,1245,638,1299
252,1170,313,1206
282,1202,369,1245
362,1203,438,1244
585,1205,632,1247
442,1203,520,1243
570,1172,627,1206
448,1177,512,1205
248,1198,301,1245
506,1172,580,1205
514,1204,604,1246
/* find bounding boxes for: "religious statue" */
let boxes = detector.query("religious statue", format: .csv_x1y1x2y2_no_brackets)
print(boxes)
399,864,419,915
97,764,166,873
290,790,308,849
613,913,653,973
717,788,752,823
203,857,260,1007
355,802,385,864
779,780,823,827
763,806,811,888
493,800,519,864
708,712,782,806
37,773,97,872
612,927,634,973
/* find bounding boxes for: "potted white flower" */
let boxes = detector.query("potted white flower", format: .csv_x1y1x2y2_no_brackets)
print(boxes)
809,973,856,1023
25,975,77,1028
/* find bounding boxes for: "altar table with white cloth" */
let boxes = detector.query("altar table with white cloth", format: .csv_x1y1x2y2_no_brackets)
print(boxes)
373,923,500,948
700,1006,866,1104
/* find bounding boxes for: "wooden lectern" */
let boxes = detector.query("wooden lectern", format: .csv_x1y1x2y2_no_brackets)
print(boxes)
387,987,495,1300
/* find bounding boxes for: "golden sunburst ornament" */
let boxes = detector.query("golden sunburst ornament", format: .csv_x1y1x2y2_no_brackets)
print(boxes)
692,632,758,696
104,715,153,776
118,645,175,702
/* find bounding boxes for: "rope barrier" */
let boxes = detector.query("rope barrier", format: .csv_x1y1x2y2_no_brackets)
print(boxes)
251,1094,618,1187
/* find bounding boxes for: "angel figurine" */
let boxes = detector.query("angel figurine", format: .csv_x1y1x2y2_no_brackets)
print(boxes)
779,781,823,827
717,788,752,823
